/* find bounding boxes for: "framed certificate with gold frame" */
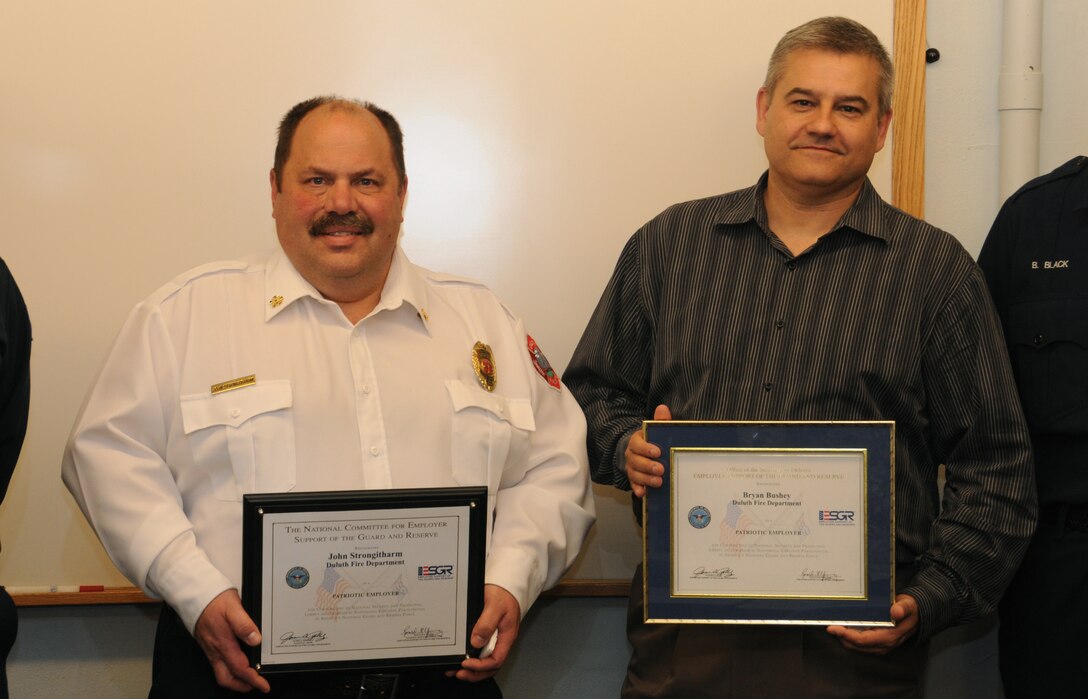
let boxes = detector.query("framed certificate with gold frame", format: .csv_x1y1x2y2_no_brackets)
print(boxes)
642,421,895,626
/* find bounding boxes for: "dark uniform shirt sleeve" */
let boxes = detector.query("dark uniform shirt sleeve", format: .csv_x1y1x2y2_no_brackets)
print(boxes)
0,258,31,504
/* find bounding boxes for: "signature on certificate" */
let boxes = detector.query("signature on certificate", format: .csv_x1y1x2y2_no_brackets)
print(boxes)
278,630,328,646
402,625,448,641
690,566,736,579
799,568,844,582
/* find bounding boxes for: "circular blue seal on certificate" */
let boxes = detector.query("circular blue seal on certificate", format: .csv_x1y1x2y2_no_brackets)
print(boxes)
688,506,711,529
285,566,310,589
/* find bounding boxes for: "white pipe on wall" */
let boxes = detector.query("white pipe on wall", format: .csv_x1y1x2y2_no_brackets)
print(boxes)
998,0,1044,199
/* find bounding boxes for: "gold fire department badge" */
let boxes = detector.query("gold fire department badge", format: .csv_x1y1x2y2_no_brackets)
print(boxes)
472,341,497,392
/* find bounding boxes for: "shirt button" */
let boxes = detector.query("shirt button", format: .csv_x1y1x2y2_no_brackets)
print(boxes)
361,384,371,394
763,382,773,391
775,320,785,330
369,446,381,456
1033,334,1044,345
230,408,241,418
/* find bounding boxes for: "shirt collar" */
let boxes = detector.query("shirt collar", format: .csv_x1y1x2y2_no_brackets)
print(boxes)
835,179,893,243
264,246,432,332
370,246,433,332
264,248,319,321
714,172,891,244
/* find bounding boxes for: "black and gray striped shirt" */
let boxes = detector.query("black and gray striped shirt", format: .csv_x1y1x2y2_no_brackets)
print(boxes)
564,174,1037,640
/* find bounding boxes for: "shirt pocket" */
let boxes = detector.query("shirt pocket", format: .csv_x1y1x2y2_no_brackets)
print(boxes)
444,380,536,496
179,380,297,501
1006,300,1088,433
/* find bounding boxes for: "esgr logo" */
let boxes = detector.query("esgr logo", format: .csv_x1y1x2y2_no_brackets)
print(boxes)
818,510,855,524
418,564,454,580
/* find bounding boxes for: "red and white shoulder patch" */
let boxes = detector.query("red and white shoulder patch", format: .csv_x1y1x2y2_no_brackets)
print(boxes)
527,335,561,391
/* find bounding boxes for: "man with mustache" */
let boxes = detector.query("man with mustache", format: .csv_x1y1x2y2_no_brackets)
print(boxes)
62,97,595,698
564,16,1035,697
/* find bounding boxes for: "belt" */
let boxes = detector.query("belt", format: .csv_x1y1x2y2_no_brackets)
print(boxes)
270,672,447,698
359,674,399,698
1039,505,1088,533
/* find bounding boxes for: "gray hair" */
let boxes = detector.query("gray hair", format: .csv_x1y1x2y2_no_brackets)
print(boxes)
763,16,894,116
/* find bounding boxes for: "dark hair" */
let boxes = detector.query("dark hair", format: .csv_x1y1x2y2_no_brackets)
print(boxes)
272,96,406,190
764,16,894,116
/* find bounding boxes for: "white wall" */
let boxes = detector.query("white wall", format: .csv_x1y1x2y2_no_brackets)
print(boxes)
0,0,891,595
926,0,1088,257
924,0,1004,256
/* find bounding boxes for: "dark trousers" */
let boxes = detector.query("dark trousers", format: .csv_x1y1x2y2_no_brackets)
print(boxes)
149,605,502,699
999,510,1088,699
621,564,928,699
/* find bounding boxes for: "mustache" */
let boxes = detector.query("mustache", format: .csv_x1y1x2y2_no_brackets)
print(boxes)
309,212,375,237
791,139,844,155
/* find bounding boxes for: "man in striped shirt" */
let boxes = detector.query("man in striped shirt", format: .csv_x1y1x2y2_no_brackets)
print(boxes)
565,16,1035,697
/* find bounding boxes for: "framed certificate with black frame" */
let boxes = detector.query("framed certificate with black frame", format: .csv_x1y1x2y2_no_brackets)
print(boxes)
242,486,487,675
643,421,895,626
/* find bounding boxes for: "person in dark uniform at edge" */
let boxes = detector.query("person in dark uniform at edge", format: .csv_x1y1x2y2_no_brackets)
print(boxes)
0,257,30,699
978,155,1088,699
564,15,1037,698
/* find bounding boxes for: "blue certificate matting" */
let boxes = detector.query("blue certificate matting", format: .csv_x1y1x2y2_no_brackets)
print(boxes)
643,421,895,626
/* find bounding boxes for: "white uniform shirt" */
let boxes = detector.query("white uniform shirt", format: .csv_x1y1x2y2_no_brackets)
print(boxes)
62,246,595,631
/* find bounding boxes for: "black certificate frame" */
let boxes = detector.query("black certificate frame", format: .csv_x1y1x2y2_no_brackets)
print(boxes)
643,421,895,626
242,486,487,675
